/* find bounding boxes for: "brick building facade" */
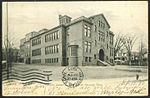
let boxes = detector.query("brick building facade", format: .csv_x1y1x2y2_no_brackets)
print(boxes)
20,13,114,66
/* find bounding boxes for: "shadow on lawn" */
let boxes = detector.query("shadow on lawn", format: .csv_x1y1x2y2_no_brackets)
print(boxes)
131,79,148,82
115,69,145,73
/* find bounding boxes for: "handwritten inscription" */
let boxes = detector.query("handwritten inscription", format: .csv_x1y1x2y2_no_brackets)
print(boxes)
3,80,148,96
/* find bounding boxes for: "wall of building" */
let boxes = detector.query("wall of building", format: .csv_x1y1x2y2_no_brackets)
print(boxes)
21,14,114,66
109,32,114,64
66,21,83,66
61,25,67,65
82,21,93,66
88,14,114,65
31,26,64,66
24,41,31,64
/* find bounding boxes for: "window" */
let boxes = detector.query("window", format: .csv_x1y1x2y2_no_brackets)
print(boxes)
56,58,58,63
98,31,105,42
55,45,57,53
54,58,56,63
88,27,91,37
52,58,53,63
112,37,113,45
85,41,88,52
88,42,91,53
45,59,48,63
110,47,113,56
103,23,105,29
107,31,109,37
101,33,102,41
98,33,100,41
45,44,59,55
45,58,58,63
110,36,111,44
49,59,51,63
55,32,57,39
84,25,88,36
85,57,88,62
45,47,48,54
50,34,52,41
99,21,100,27
53,32,55,40
50,47,52,54
32,37,41,46
54,45,55,53
84,25,91,37
45,31,59,42
45,34,49,42
94,25,97,32
32,48,41,56
85,41,91,53
89,57,91,62
107,44,108,49
45,36,48,42
57,45,59,53
112,48,113,56
100,21,102,27
94,54,96,59
98,20,105,29
56,31,59,39
110,47,111,56
110,36,113,45
95,40,97,46
52,46,54,54
103,33,105,42
58,31,59,39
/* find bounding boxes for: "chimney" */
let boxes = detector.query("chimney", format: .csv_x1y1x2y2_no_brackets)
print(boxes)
59,15,72,25
59,15,62,19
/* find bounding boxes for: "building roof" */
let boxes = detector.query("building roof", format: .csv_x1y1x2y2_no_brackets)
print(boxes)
66,17,93,27
22,13,111,42
30,25,65,40
88,13,111,28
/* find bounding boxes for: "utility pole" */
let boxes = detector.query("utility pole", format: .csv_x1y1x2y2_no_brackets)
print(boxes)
6,2,9,79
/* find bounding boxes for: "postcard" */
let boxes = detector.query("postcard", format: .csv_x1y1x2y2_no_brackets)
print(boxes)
2,1,148,96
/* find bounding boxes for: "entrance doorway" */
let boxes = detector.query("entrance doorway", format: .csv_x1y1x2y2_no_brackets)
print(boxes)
99,49,104,61
28,58,30,64
26,58,30,64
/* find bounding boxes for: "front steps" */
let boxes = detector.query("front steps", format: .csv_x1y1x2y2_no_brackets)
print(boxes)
97,59,111,66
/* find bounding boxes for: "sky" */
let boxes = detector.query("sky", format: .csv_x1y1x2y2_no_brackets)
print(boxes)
2,1,148,52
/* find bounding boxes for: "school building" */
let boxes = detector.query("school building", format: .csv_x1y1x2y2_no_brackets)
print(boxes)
20,13,114,66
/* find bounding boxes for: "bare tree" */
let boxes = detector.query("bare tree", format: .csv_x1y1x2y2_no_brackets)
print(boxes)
123,35,137,65
3,36,14,79
138,38,147,66
114,33,126,58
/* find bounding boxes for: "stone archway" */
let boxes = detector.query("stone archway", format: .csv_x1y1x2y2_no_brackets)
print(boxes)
99,49,104,61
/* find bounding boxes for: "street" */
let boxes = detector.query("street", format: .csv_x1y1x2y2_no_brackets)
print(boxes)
10,63,148,81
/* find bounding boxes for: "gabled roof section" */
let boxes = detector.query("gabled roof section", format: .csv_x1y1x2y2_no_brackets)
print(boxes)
66,16,92,27
88,13,111,28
